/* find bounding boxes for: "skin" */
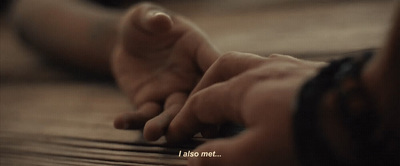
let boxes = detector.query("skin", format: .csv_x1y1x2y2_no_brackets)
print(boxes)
362,4,400,137
162,5,400,165
111,3,220,140
11,1,399,165
11,0,219,141
166,52,327,166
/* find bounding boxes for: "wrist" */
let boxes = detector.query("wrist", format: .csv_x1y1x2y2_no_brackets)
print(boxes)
293,51,398,166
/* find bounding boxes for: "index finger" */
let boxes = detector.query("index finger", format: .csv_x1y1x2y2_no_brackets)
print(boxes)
166,69,269,142
191,52,267,95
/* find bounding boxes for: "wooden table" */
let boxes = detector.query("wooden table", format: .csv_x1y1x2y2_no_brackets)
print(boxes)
0,0,396,165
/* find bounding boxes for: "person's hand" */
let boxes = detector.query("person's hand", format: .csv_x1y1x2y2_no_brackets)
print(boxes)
111,3,219,141
165,52,326,166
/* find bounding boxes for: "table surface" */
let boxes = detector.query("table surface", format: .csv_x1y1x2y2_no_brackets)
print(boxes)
0,0,397,165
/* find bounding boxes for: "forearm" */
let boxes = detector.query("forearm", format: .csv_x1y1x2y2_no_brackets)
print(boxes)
317,6,400,164
294,7,400,165
11,0,122,74
362,4,400,138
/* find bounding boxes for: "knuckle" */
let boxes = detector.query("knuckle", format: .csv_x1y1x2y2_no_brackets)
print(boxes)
186,93,201,111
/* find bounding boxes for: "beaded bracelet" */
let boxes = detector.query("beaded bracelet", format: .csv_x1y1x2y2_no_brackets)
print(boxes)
292,52,397,166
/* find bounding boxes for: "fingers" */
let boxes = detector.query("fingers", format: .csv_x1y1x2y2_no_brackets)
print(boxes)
128,2,173,34
143,92,187,141
165,53,269,142
143,11,173,34
120,3,177,54
114,102,161,129
166,83,228,142
191,52,267,95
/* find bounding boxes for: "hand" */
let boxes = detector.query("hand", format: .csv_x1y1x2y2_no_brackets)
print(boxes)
165,52,326,166
111,3,219,141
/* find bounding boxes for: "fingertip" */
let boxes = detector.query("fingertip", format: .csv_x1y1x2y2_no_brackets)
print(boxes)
165,105,204,143
125,3,174,35
153,12,172,23
143,119,164,141
165,119,198,143
146,11,173,33
144,100,186,141
165,121,186,143
113,115,129,129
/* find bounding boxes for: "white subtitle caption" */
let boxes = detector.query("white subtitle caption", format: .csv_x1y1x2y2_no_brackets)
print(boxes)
178,150,221,158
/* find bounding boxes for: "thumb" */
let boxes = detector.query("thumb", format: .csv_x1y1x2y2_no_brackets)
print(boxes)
119,3,175,54
129,3,173,34
141,10,173,34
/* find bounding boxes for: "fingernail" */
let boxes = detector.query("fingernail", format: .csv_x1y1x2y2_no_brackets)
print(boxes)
153,12,172,23
153,11,169,18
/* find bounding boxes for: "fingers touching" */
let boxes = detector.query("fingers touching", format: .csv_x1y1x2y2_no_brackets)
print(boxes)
166,52,270,141
114,92,188,141
143,92,187,141
166,82,237,142
113,2,221,139
114,102,161,130
165,53,321,142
